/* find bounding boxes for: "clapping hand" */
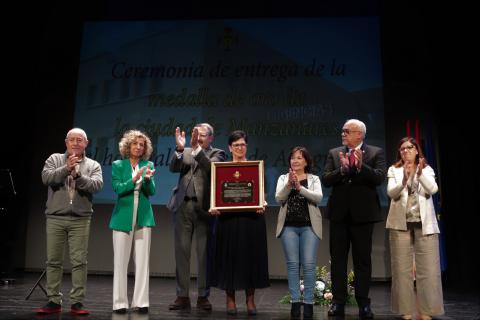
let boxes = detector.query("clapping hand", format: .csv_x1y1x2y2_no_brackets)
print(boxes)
144,167,156,181
289,168,300,190
67,154,80,177
133,166,147,183
191,127,199,149
353,149,363,170
417,158,426,176
339,152,350,173
175,127,186,151
402,162,414,186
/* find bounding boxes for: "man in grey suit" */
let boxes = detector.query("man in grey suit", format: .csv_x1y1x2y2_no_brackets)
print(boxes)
167,123,226,311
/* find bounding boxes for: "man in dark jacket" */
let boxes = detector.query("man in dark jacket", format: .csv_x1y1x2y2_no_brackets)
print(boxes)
322,119,386,319
167,123,226,311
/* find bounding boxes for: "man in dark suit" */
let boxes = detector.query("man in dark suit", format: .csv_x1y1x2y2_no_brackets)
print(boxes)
167,123,226,311
322,119,386,319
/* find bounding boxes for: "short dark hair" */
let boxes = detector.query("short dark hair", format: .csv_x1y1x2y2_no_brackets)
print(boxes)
288,146,313,173
228,130,248,145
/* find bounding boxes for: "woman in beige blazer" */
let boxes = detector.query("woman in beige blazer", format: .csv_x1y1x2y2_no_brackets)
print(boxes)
386,137,444,320
275,146,323,319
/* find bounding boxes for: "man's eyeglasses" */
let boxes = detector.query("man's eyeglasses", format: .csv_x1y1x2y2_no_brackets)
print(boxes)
399,145,416,152
341,129,361,135
232,143,247,149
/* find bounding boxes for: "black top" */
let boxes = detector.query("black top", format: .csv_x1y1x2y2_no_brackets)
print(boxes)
285,179,311,227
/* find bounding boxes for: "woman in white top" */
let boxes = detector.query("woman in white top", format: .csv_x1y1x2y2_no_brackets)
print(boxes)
275,146,323,319
386,137,444,320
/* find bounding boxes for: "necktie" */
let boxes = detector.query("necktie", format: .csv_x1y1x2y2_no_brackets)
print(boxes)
349,149,356,168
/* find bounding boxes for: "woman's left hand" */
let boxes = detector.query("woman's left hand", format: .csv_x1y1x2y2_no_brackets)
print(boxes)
209,208,221,216
144,167,156,180
256,201,268,214
417,158,426,176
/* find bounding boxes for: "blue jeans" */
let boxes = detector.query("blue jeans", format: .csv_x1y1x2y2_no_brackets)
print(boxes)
280,226,320,304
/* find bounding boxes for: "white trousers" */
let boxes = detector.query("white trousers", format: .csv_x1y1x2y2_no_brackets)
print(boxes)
112,192,151,310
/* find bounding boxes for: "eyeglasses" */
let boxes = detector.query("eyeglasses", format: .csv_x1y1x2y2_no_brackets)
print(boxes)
341,128,361,135
66,137,85,144
399,145,416,152
231,143,247,148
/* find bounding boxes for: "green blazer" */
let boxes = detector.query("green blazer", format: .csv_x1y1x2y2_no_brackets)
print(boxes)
109,159,156,232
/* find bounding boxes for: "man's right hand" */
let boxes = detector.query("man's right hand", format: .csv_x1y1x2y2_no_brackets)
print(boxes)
339,152,350,174
190,127,199,149
67,154,79,173
175,127,186,151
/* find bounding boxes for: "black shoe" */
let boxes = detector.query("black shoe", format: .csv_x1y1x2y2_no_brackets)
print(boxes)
138,307,148,314
328,303,345,317
303,303,314,319
196,297,212,311
359,305,374,319
169,296,191,310
290,302,301,318
33,301,62,314
113,308,127,314
71,302,90,315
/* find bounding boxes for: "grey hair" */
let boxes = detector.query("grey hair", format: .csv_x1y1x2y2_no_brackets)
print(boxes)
118,130,153,160
345,119,366,138
196,123,214,136
66,128,88,141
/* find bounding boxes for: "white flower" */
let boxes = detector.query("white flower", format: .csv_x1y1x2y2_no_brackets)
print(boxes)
300,284,305,293
315,281,325,292
324,292,333,300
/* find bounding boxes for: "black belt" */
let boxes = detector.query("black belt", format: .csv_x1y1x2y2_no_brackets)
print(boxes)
184,196,198,202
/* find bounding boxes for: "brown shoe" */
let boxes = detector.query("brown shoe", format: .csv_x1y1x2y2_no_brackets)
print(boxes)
196,297,212,311
168,296,191,310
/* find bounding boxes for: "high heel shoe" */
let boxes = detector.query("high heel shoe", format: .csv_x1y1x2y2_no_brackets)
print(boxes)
247,307,257,316
226,290,237,315
227,307,237,315
246,288,257,316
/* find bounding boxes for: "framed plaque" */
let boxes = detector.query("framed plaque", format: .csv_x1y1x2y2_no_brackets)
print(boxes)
210,160,265,212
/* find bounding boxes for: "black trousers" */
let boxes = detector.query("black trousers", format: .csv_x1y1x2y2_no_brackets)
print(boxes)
329,220,374,307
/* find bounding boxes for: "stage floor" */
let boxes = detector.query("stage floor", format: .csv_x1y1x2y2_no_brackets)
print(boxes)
0,272,478,319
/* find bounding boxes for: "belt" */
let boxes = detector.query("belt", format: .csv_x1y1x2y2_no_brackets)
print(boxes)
184,196,198,202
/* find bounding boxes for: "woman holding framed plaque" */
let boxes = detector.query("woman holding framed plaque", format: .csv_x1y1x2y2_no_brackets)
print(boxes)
275,146,323,319
209,130,269,316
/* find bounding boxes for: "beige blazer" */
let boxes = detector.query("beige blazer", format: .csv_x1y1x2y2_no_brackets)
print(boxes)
275,173,323,239
386,165,440,235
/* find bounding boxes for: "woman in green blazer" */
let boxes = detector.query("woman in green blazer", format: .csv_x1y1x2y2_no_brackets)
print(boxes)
109,130,156,314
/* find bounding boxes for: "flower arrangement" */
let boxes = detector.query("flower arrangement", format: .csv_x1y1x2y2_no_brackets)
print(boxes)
279,265,356,306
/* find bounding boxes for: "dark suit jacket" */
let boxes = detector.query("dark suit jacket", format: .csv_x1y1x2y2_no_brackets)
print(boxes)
167,146,226,213
321,144,386,223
